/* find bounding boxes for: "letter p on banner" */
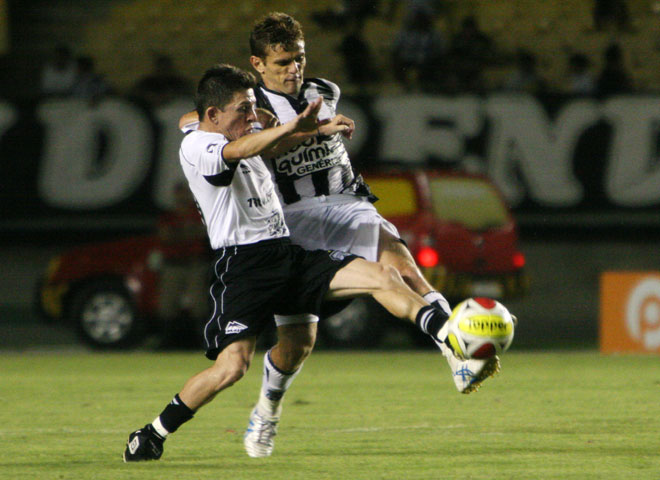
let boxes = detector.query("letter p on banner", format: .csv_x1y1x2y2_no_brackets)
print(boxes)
600,272,660,353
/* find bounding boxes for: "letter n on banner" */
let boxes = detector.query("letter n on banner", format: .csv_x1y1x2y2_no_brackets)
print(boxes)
600,272,660,353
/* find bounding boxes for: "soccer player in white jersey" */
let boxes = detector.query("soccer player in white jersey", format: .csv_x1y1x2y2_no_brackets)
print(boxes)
179,11,501,459
124,64,457,462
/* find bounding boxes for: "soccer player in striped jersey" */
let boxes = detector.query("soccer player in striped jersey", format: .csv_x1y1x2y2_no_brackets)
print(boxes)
249,16,498,362
242,11,501,455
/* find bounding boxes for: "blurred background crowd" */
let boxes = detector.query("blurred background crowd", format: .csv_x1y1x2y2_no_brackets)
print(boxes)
0,0,657,102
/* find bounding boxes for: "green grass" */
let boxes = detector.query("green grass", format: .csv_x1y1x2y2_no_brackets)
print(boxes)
0,350,659,479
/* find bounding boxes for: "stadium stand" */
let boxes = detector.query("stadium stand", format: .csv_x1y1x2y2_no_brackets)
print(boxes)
5,0,660,99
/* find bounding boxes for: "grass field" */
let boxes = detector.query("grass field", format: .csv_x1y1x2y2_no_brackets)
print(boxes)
1,350,659,480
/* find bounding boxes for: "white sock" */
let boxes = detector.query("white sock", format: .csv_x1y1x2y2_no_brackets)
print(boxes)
423,291,452,316
256,350,302,418
151,417,169,438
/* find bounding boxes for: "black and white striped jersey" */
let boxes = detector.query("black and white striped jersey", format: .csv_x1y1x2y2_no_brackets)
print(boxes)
255,79,356,208
179,130,288,249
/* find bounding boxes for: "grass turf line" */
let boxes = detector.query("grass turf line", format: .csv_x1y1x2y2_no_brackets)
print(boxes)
0,351,659,479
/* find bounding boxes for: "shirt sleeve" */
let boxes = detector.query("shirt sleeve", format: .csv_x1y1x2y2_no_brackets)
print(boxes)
196,135,232,176
180,120,200,133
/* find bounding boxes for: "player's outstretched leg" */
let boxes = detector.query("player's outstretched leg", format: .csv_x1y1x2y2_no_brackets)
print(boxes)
123,339,253,462
379,229,501,394
419,292,500,394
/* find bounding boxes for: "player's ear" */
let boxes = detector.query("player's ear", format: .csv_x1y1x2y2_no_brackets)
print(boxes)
206,106,220,124
250,55,265,74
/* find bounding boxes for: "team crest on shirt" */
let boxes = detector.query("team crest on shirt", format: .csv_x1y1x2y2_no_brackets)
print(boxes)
267,211,287,237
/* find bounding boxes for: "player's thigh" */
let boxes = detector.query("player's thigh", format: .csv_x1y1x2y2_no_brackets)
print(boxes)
326,257,394,299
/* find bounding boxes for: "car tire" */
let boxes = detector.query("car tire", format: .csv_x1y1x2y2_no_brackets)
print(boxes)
70,280,146,349
318,298,385,349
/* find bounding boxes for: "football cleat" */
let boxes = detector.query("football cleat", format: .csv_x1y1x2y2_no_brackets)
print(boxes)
244,407,279,458
435,320,501,394
438,339,501,393
123,424,165,462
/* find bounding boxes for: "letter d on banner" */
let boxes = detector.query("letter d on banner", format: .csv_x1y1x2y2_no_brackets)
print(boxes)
600,272,660,353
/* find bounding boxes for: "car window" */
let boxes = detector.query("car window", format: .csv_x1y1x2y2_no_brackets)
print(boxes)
429,177,509,230
365,178,418,216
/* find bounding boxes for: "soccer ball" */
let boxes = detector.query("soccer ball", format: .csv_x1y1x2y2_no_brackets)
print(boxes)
445,297,515,360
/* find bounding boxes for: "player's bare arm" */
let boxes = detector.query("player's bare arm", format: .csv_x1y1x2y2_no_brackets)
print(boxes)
260,112,354,159
222,96,322,161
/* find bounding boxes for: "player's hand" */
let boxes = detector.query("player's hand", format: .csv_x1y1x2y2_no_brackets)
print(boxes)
295,97,323,132
256,108,280,129
319,114,355,139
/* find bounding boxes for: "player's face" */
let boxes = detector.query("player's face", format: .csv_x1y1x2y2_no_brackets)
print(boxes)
218,89,258,141
254,41,306,95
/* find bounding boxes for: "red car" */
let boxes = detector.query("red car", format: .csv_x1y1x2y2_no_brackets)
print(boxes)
37,169,527,349
363,168,527,301
38,235,166,348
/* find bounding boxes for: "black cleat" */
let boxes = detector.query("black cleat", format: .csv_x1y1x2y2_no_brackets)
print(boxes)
123,424,165,462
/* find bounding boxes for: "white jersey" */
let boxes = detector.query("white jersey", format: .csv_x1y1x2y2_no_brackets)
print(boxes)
255,79,361,210
179,130,288,249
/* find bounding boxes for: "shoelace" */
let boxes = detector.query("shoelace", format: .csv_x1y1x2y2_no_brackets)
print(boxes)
252,415,278,444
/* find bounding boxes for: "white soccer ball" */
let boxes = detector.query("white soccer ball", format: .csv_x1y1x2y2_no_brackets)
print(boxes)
445,297,515,360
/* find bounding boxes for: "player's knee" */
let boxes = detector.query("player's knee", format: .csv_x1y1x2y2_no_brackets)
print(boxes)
276,324,316,366
291,341,314,362
223,364,248,389
211,357,250,391
377,263,406,291
275,340,314,370
397,259,423,282
379,255,421,285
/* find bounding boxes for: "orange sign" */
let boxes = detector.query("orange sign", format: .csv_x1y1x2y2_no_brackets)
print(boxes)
600,272,660,353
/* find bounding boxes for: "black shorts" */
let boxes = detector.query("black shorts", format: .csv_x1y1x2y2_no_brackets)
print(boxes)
203,238,359,360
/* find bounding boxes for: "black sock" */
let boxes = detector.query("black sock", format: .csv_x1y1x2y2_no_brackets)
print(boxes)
415,305,448,338
158,394,195,434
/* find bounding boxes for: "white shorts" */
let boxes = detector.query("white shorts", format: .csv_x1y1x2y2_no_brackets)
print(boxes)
274,197,400,327
284,198,399,263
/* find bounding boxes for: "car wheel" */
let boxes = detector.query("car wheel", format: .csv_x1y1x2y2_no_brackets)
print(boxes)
70,280,146,349
318,298,385,349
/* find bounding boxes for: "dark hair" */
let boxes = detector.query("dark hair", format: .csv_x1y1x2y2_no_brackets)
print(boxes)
195,64,256,118
250,12,304,58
